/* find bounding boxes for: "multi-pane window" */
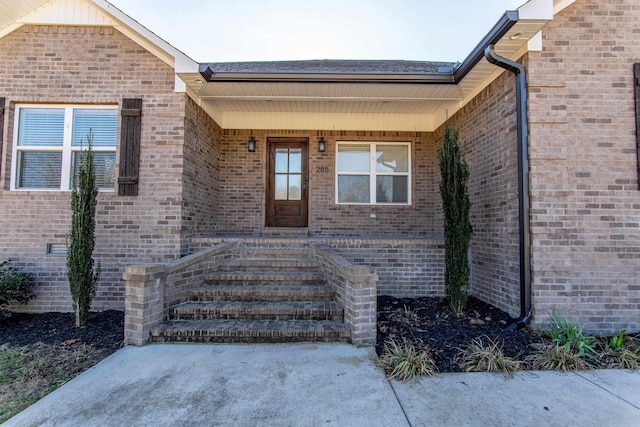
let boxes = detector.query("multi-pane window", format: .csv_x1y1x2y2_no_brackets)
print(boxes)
336,142,410,205
275,147,302,200
11,105,117,191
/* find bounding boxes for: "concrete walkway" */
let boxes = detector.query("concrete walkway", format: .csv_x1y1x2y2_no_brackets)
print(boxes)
5,344,640,427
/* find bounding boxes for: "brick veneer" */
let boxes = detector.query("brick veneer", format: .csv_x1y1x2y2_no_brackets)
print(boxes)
525,0,640,333
0,26,187,312
316,238,445,298
216,130,441,237
435,70,521,317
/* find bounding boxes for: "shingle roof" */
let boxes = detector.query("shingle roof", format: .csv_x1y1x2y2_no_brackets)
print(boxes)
200,59,457,75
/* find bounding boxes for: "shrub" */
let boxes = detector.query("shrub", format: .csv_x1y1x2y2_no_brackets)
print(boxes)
596,331,640,370
456,336,521,373
377,338,438,380
0,260,35,318
438,125,472,313
67,132,100,327
546,313,596,358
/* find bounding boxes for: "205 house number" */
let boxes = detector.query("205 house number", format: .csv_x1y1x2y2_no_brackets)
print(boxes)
316,166,330,173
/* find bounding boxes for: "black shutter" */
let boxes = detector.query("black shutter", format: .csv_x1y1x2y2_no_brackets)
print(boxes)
118,98,142,196
0,98,5,179
635,64,640,189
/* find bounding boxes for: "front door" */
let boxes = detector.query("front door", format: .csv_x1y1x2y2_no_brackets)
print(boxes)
267,138,308,227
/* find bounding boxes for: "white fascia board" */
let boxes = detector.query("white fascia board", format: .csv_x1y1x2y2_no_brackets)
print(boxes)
517,0,553,20
528,31,543,51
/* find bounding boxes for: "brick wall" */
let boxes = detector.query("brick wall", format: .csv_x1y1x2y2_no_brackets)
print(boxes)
526,0,640,333
216,130,440,237
181,96,221,246
317,238,445,298
0,26,187,312
437,71,521,317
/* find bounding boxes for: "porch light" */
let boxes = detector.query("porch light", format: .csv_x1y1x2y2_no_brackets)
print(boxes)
248,136,256,152
318,137,326,152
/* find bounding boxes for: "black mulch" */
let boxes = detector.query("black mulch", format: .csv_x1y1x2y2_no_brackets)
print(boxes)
0,310,124,351
376,295,543,372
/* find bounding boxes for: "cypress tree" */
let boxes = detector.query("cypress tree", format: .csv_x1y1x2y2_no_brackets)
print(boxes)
438,126,472,313
67,131,100,327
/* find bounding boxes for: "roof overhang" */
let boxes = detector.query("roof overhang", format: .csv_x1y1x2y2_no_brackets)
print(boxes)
179,0,556,132
0,0,567,133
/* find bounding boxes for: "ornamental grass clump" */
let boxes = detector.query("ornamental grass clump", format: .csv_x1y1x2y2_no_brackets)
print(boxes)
377,338,438,381
67,131,100,327
438,125,472,314
456,336,521,373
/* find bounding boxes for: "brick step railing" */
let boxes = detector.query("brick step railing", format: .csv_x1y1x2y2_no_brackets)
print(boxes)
150,242,350,344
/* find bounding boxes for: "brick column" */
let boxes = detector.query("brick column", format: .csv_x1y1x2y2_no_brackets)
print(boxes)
123,264,166,346
342,269,378,346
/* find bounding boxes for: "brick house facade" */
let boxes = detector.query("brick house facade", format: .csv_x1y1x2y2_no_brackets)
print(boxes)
0,0,638,337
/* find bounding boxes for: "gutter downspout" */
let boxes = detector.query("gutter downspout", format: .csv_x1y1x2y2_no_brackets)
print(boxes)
484,45,532,330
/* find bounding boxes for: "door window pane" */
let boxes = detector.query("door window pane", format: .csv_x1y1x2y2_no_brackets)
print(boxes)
275,174,288,200
289,149,302,173
337,175,370,203
18,152,62,188
275,149,288,173
289,174,301,200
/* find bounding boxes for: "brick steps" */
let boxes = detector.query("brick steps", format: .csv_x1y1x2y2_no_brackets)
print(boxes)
189,284,335,302
171,301,343,321
217,258,319,272
151,243,350,344
205,271,324,286
151,319,349,344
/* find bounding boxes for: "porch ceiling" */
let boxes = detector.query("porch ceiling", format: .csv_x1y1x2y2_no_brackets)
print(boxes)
178,12,551,133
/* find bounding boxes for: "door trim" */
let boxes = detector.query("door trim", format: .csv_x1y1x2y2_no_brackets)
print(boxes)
266,137,309,227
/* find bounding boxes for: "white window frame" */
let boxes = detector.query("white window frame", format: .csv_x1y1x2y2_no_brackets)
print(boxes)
335,141,412,205
10,104,118,192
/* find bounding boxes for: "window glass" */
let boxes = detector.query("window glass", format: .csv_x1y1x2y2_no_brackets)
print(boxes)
336,142,410,205
376,176,408,203
18,152,62,188
13,106,117,191
275,174,288,200
337,144,369,173
72,151,116,189
72,109,118,147
376,145,408,173
18,109,64,147
275,149,288,173
337,175,370,203
288,174,301,200
289,149,302,173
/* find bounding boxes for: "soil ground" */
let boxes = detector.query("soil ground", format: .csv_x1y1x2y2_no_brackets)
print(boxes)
376,295,543,372
0,310,124,350
0,311,123,422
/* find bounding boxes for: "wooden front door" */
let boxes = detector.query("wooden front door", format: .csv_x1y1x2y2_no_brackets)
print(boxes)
267,138,308,227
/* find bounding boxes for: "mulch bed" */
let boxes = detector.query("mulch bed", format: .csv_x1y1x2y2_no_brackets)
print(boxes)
376,295,543,372
0,310,124,351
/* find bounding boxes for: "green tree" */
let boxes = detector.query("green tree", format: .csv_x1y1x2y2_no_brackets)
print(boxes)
67,131,100,327
439,126,472,313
